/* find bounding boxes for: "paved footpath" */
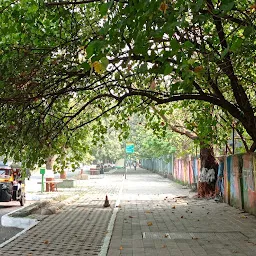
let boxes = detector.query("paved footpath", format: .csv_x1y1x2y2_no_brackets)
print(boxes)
108,168,256,256
0,174,123,256
1,168,256,256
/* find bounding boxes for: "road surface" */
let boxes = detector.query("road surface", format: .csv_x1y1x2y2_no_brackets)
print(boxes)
0,202,22,244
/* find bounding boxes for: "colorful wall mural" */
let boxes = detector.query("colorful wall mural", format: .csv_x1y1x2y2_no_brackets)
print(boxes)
142,153,256,216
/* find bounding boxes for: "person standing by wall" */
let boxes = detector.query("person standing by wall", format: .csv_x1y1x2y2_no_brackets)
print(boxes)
100,163,104,174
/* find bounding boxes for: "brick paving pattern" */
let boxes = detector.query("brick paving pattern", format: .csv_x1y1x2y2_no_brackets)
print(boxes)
108,169,256,256
1,169,256,256
0,174,123,256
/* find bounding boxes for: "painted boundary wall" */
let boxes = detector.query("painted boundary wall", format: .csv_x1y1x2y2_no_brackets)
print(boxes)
141,155,174,177
224,153,256,215
141,155,200,185
142,153,256,216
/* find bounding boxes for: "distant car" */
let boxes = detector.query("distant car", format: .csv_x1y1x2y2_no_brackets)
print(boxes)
103,163,115,168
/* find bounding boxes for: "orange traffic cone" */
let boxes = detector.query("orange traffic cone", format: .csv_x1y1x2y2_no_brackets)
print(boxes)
103,195,110,207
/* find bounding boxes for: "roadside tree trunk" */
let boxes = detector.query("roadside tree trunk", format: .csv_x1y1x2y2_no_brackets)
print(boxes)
45,155,57,170
198,146,218,198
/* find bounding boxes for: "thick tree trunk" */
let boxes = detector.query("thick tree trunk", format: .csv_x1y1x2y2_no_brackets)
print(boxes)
45,155,57,170
198,146,218,198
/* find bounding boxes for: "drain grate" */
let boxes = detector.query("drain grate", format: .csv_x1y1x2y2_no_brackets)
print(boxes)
142,231,248,240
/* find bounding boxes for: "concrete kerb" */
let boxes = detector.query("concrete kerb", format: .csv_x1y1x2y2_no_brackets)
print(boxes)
0,219,39,248
0,203,42,248
1,193,80,230
1,206,39,229
0,193,81,249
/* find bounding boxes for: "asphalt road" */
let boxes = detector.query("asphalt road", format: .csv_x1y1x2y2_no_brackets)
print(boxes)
0,202,23,244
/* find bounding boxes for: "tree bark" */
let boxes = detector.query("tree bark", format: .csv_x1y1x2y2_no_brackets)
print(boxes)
198,145,218,198
45,155,57,170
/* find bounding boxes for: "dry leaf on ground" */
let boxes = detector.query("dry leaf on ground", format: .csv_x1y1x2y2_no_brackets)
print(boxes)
147,222,153,226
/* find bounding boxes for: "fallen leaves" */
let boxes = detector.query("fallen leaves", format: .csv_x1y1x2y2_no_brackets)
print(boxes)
145,210,152,214
172,206,176,209
147,222,153,226
43,240,49,244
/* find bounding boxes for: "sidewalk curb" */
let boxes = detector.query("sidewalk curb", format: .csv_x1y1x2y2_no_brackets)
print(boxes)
1,194,80,229
99,175,125,256
0,221,39,248
0,206,39,248
0,194,81,248
1,204,41,229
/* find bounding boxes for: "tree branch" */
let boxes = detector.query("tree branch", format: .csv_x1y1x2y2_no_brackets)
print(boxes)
45,0,127,6
151,106,198,140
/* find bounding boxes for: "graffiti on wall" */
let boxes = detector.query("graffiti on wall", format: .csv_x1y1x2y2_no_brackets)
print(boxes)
247,168,255,191
199,168,215,183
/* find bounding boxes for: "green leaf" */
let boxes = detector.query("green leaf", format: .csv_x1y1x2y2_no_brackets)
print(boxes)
220,1,234,11
101,57,109,69
244,26,254,37
139,63,148,73
221,47,229,59
164,64,173,75
183,40,194,49
170,39,179,52
230,38,243,52
195,0,204,12
81,62,90,71
86,43,95,58
99,3,111,16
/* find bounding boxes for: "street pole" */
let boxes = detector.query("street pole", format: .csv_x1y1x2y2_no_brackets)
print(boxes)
40,168,45,193
124,142,127,179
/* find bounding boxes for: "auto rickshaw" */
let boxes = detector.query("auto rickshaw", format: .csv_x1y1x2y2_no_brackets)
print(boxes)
0,166,25,206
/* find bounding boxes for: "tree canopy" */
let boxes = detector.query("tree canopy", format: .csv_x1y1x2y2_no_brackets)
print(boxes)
0,0,255,167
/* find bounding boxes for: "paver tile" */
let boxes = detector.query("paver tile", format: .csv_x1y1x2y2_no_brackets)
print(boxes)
2,169,256,256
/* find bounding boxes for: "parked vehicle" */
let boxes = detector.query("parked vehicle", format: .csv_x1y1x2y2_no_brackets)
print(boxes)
0,166,25,206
